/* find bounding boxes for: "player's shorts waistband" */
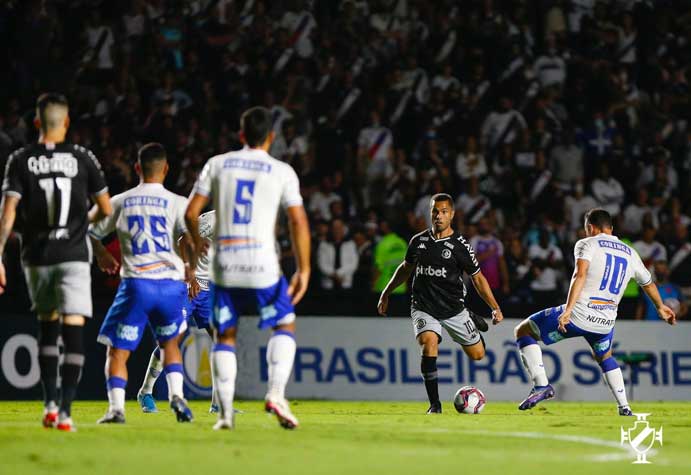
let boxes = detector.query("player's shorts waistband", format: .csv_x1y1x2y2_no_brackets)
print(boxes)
196,278,209,289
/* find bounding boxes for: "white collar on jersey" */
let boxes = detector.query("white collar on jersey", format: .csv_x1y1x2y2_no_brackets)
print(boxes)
427,228,454,242
137,182,165,188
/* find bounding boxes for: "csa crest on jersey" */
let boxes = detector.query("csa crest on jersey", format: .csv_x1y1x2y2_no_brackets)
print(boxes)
441,249,452,259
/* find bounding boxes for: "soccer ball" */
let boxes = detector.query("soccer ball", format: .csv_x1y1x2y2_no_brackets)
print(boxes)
453,386,486,414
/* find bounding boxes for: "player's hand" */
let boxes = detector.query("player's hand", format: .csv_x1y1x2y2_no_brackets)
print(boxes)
287,269,310,305
658,304,677,325
557,309,572,333
0,260,6,295
491,308,503,325
96,250,120,275
377,293,389,316
188,278,201,300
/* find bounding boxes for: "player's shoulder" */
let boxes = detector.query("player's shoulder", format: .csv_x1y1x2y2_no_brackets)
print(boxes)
68,143,103,169
6,145,30,162
408,229,430,245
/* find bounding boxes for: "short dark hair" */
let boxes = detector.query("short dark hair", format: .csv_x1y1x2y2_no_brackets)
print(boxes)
430,193,454,208
138,142,167,176
36,93,69,131
585,208,612,229
241,106,272,147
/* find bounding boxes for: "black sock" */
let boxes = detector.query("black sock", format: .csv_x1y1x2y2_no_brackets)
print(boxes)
421,356,439,406
38,320,60,407
59,324,85,417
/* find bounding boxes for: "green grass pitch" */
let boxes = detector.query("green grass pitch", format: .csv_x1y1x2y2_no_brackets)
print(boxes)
1,401,689,475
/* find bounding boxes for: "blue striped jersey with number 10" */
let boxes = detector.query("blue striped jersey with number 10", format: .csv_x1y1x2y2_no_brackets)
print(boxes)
570,233,651,333
89,182,188,281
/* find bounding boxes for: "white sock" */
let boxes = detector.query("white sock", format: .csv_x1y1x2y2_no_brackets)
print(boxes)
211,345,237,419
164,366,184,400
139,347,163,394
266,332,296,400
519,344,549,387
108,388,125,412
603,367,629,408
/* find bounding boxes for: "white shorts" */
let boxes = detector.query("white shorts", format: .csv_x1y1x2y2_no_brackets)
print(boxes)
411,308,481,346
24,261,92,317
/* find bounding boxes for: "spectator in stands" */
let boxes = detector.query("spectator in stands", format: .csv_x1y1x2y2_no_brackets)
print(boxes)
470,218,510,299
634,225,668,273
317,218,359,291
623,188,658,237
550,127,583,191
591,163,625,217
636,261,687,321
372,220,407,295
528,229,564,307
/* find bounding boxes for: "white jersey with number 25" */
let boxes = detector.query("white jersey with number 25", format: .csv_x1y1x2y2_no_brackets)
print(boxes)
571,233,651,334
192,146,303,289
89,182,188,281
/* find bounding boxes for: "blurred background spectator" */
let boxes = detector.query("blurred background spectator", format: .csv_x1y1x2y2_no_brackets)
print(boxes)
0,0,689,319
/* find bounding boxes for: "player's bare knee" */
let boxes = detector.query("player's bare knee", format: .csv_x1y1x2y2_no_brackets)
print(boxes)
465,344,485,361
63,314,85,326
274,322,295,334
216,326,237,346
417,331,439,356
38,311,60,322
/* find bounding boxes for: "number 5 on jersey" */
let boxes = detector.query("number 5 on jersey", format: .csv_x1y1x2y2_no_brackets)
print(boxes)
233,179,255,224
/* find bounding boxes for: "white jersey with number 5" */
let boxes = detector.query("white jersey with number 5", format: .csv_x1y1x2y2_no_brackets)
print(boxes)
89,183,188,280
571,233,652,333
192,146,303,288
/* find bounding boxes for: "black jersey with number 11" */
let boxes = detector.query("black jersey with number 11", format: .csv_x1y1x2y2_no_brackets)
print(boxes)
2,142,107,265
405,229,481,319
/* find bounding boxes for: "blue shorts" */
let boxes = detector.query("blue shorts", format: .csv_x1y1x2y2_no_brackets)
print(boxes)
184,289,212,330
211,277,296,334
528,305,615,357
98,278,187,351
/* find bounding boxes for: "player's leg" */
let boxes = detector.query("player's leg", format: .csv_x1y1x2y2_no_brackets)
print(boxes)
149,279,193,422
411,310,443,414
211,325,238,429
137,345,163,413
257,278,299,429
98,346,130,423
24,266,60,427
209,284,239,429
586,331,632,416
54,262,92,431
439,309,485,362
159,335,193,422
57,314,86,431
37,312,60,428
513,306,569,410
96,278,148,423
190,288,219,413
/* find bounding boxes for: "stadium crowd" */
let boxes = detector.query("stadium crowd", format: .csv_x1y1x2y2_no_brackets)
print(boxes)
1,0,690,318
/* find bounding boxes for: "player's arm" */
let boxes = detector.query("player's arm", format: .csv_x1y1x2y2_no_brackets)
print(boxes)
88,192,113,222
286,204,311,305
89,235,120,275
185,193,209,265
557,258,590,333
0,194,20,294
640,282,677,325
470,271,504,325
377,260,415,316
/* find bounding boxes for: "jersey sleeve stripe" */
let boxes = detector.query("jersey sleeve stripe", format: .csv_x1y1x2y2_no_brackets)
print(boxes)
470,268,481,276
2,190,22,199
92,186,109,197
